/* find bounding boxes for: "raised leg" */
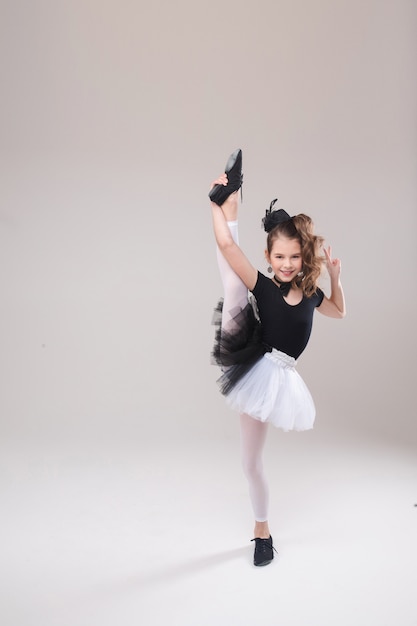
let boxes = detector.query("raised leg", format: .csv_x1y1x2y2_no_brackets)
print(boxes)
215,194,248,329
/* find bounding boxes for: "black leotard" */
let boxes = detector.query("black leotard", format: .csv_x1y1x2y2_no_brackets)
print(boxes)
251,272,324,359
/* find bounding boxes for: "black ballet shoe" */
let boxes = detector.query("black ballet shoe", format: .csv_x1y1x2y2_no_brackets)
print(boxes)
251,535,277,567
209,148,243,206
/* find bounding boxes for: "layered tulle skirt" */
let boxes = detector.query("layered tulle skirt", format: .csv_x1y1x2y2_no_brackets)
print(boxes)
212,299,316,431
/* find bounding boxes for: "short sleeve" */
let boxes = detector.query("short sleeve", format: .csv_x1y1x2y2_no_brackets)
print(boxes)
315,287,325,307
251,271,267,297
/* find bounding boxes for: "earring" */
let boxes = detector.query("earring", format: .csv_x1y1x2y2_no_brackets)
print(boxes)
267,265,273,273
297,271,303,276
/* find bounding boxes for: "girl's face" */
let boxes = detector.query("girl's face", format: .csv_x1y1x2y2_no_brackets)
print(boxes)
266,236,303,282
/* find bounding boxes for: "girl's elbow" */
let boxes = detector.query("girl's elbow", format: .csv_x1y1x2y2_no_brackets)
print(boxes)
217,238,234,253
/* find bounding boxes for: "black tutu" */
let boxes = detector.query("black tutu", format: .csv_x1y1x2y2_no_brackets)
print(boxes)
211,298,316,431
211,298,271,395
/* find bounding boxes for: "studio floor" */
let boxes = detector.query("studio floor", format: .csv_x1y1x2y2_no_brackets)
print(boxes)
1,424,416,626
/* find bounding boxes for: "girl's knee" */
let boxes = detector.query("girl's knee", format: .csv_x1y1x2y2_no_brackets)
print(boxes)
241,455,263,480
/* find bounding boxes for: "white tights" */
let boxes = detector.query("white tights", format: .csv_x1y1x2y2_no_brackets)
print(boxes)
217,221,270,523
215,220,248,329
240,413,269,522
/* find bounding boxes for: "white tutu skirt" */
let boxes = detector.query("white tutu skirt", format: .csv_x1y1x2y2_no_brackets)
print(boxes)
225,349,316,431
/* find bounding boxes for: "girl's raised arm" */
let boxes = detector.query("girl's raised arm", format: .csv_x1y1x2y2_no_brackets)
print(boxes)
210,177,257,291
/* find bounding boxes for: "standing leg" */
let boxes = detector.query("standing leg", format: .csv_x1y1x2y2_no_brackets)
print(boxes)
214,194,270,539
240,412,271,538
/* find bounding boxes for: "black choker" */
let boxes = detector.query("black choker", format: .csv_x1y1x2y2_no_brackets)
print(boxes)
273,275,292,297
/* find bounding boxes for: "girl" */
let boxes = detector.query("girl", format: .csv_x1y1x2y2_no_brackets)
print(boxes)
209,149,345,567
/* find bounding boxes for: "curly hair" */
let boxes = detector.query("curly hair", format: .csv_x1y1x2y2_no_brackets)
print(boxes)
265,213,324,297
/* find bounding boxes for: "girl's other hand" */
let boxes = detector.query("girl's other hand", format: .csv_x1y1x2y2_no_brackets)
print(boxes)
323,245,341,281
210,174,228,191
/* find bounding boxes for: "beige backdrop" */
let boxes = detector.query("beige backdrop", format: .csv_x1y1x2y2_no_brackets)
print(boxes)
0,0,416,445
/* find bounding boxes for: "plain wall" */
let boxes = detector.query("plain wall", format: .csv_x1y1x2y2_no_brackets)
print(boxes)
0,0,416,445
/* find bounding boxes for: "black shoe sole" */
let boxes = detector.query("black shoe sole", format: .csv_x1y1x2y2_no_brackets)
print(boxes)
254,559,273,566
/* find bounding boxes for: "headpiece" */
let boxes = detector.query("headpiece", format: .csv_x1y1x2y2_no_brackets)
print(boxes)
262,198,292,233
